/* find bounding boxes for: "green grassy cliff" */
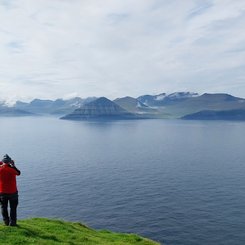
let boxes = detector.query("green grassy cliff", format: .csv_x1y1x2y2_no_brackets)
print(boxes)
0,218,160,245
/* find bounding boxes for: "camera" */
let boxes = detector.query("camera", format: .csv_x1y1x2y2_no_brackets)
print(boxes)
8,160,15,167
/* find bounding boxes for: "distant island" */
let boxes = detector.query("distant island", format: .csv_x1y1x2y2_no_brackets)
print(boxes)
1,92,245,121
0,218,160,245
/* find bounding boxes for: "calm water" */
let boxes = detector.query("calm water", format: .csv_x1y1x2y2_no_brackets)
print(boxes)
0,117,245,245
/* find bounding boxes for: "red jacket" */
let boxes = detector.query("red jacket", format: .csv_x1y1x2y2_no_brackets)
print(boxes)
0,163,20,194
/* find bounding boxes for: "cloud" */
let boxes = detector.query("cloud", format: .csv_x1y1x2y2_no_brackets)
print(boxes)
0,0,245,102
0,0,15,10
187,0,213,20
6,41,25,53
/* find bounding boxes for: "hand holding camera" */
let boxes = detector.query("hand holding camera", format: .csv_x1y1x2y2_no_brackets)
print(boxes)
8,160,15,168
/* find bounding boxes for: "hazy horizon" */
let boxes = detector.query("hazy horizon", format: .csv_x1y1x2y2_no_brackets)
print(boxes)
2,91,245,105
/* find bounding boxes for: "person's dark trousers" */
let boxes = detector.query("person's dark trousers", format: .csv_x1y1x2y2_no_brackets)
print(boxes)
0,192,18,226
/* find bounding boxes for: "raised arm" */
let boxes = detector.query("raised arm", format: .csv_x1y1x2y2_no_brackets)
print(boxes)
7,161,21,176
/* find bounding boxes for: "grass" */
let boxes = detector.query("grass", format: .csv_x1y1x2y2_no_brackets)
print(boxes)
0,218,160,245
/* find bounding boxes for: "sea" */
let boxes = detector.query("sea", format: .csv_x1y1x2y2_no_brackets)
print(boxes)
0,116,244,245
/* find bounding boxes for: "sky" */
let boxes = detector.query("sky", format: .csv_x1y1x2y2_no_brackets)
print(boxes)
0,0,245,103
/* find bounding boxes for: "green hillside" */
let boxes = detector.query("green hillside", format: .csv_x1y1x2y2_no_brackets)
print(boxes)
0,218,160,245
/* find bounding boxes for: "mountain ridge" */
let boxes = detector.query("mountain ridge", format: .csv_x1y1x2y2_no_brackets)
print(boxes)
1,92,245,120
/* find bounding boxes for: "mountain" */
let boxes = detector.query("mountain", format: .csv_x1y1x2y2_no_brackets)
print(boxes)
182,109,245,120
137,93,245,118
164,93,245,118
51,97,97,115
61,97,138,120
0,106,34,117
114,96,158,113
0,99,34,116
182,93,245,108
137,92,199,107
14,97,97,115
15,99,54,114
113,96,171,118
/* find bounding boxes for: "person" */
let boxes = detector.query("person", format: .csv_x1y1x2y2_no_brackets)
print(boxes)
0,154,21,226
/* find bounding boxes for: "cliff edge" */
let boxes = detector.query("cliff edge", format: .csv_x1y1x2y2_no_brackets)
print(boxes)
0,218,160,245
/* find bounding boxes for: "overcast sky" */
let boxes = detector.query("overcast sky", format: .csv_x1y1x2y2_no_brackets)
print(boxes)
0,0,245,103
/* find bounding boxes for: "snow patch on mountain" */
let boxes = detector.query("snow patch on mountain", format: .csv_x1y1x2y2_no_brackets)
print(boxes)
168,92,199,99
136,101,148,108
70,101,83,107
155,94,166,101
136,102,142,108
